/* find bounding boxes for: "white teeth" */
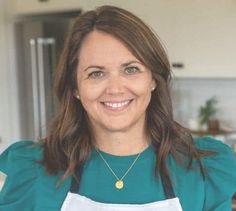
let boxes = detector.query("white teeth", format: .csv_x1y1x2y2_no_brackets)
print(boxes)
103,100,130,108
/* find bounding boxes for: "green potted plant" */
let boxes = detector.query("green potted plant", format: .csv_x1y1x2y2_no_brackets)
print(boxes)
198,97,219,131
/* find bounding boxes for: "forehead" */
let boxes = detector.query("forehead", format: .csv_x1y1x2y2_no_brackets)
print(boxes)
78,30,137,65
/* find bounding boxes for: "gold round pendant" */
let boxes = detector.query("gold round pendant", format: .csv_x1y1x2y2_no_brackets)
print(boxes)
115,180,124,189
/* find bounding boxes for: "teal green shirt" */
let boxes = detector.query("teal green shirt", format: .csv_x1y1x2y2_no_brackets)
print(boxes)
0,137,235,211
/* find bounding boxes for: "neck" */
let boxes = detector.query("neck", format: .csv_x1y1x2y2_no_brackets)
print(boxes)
92,125,151,156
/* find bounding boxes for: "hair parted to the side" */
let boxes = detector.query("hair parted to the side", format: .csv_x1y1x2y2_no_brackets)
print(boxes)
41,5,215,186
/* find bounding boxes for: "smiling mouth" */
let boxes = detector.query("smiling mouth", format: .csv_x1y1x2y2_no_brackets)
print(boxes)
101,100,133,110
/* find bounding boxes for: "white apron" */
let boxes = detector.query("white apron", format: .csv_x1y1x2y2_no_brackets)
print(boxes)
61,171,183,211
61,192,182,211
61,192,183,211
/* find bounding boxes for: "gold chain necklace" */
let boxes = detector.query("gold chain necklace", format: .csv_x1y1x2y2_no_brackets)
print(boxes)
95,148,142,189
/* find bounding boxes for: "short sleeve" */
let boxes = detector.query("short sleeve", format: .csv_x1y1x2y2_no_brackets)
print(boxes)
195,136,236,211
0,140,42,211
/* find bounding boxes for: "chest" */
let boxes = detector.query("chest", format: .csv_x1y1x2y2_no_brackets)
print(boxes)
79,159,166,204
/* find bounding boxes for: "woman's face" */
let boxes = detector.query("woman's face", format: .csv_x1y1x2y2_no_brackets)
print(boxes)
76,30,156,133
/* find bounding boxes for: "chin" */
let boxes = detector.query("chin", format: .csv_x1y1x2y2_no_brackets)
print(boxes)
101,120,139,133
102,125,130,133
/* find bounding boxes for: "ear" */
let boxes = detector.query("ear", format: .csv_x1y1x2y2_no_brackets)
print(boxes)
151,79,157,91
74,90,80,99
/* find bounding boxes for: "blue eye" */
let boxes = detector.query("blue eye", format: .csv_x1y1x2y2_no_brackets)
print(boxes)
88,71,105,79
124,66,140,74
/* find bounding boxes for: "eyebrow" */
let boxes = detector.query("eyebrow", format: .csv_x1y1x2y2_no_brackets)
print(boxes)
121,60,142,67
83,60,142,72
83,65,104,72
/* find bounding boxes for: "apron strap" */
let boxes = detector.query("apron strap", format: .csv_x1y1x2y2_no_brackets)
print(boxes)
161,173,176,199
70,165,84,193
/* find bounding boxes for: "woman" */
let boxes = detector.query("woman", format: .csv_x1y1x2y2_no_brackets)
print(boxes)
0,5,235,211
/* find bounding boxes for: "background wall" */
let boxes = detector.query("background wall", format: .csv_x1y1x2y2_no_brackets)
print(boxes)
0,0,20,151
0,0,11,149
172,79,236,130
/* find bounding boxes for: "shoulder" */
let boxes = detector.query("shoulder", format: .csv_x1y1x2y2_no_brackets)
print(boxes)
193,136,236,170
0,141,72,210
0,140,43,175
193,136,236,176
0,141,44,209
193,136,236,210
0,141,71,210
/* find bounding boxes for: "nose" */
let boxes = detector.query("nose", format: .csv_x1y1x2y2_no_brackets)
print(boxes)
105,73,125,95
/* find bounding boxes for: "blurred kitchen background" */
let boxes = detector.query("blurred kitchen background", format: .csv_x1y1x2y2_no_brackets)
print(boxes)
0,0,236,153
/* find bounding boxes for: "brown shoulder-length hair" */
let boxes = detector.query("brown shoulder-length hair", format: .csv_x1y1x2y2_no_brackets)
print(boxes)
42,5,213,185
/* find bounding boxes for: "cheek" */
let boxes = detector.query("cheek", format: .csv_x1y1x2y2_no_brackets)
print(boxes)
133,77,153,95
79,83,103,105
134,81,153,107
79,90,99,116
80,90,97,104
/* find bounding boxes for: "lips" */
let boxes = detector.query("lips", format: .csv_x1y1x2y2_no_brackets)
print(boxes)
101,99,133,110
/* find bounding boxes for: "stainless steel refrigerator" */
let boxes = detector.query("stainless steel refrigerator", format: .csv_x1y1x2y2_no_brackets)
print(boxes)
14,11,80,140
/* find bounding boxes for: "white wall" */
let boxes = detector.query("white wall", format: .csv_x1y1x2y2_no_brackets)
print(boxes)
0,0,11,150
169,0,236,78
0,0,21,152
